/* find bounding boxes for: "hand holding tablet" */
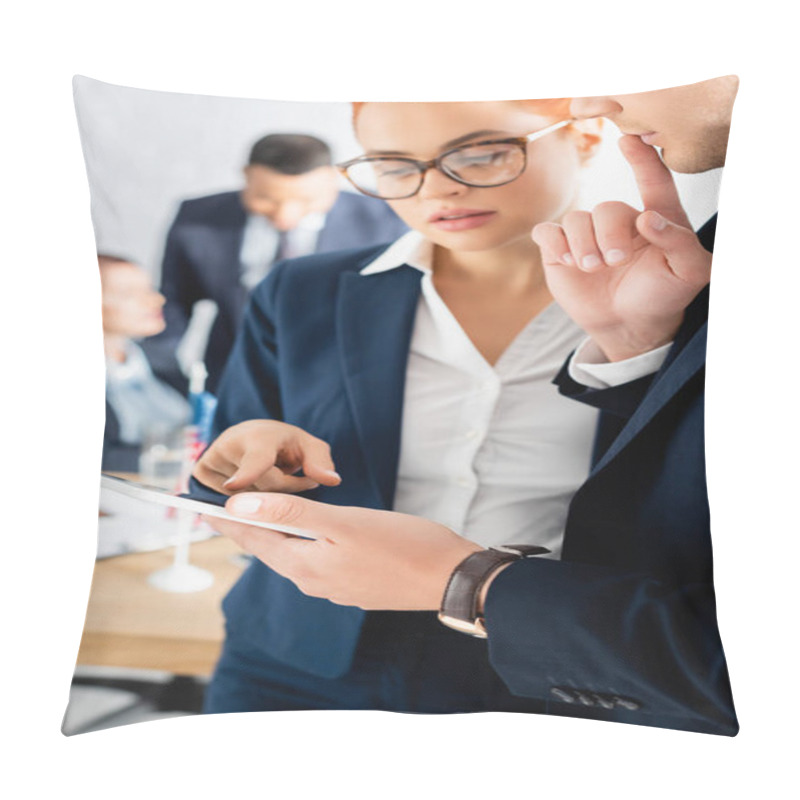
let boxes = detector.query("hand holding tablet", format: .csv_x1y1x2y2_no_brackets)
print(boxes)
100,474,318,539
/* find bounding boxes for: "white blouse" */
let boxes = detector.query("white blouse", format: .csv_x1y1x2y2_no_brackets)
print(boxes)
361,233,599,557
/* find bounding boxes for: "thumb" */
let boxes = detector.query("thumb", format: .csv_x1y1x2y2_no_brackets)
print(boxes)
636,210,713,286
226,492,350,541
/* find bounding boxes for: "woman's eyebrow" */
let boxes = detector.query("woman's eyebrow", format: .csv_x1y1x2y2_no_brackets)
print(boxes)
442,129,510,149
365,129,511,157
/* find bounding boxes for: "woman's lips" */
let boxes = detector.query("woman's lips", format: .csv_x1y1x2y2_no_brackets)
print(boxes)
428,209,497,231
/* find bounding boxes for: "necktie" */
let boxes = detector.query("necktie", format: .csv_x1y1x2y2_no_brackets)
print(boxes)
274,230,292,263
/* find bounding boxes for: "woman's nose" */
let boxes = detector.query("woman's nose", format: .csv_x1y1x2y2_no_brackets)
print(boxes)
570,95,623,120
417,167,468,199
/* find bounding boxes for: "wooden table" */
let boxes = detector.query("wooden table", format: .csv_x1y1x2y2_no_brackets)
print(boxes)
76,537,246,676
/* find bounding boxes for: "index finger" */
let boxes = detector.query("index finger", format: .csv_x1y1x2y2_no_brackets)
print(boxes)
192,449,240,493
223,444,280,491
618,134,691,227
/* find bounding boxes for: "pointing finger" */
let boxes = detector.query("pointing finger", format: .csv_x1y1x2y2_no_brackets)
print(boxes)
252,465,320,493
619,134,691,228
222,444,279,491
192,450,240,494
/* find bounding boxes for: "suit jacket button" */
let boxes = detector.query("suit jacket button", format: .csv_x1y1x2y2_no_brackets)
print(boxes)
574,691,596,707
550,687,577,703
592,693,616,710
612,696,642,711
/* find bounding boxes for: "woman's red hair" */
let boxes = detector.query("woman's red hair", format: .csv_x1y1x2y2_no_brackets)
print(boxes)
350,99,601,156
351,98,574,127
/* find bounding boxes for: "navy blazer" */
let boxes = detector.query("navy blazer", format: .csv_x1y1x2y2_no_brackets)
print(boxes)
194,218,737,735
191,245,420,677
144,190,408,393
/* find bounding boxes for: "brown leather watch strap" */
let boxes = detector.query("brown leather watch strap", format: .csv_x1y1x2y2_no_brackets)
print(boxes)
438,545,549,637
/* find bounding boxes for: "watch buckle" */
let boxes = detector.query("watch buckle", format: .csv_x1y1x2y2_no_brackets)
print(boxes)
437,612,488,639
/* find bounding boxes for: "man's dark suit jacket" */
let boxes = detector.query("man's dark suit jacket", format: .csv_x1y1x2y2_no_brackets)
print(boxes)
484,216,737,735
144,189,408,393
192,216,737,735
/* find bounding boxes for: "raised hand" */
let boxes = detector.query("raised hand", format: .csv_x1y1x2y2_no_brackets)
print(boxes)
192,419,342,495
532,134,713,362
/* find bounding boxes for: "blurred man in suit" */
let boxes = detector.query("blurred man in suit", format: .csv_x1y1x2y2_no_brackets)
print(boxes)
146,133,408,392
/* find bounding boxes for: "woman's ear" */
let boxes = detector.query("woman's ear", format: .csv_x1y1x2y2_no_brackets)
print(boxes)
568,118,604,163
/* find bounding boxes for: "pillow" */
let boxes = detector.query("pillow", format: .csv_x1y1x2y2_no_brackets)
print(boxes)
64,75,738,736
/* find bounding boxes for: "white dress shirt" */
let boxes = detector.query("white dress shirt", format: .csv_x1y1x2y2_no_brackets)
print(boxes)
239,212,326,290
105,342,190,444
568,337,671,390
361,232,665,556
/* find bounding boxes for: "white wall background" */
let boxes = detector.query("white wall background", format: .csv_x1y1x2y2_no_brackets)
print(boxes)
74,74,721,279
74,76,362,273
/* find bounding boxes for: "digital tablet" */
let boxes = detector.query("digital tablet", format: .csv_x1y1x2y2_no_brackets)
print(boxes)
100,474,317,539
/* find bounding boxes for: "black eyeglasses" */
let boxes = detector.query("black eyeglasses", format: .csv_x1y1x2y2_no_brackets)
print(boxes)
337,119,574,200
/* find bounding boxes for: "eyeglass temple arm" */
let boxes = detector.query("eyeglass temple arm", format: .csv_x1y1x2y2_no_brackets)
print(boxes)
526,118,576,142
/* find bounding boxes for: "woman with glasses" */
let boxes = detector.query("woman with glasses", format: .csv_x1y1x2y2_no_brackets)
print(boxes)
193,100,610,714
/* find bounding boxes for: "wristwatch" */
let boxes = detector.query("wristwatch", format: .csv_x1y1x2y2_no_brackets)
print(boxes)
438,544,550,638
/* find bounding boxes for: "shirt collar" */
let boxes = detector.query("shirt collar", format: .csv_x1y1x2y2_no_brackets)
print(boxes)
245,210,327,233
296,211,327,232
360,231,433,276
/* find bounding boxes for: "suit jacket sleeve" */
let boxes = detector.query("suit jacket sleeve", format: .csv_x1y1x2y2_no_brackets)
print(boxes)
483,556,737,735
554,364,657,464
481,281,736,735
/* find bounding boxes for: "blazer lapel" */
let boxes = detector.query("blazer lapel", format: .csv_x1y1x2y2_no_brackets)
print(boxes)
336,266,423,509
590,321,708,476
315,193,345,252
203,210,248,327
